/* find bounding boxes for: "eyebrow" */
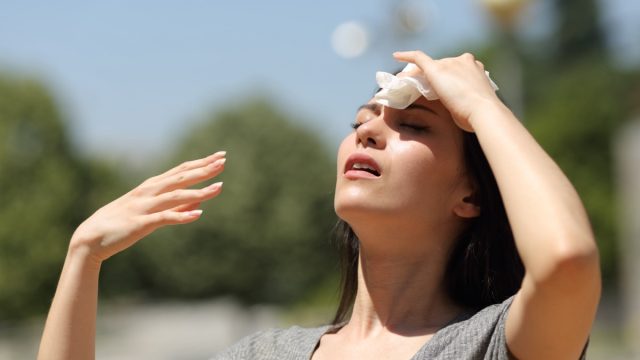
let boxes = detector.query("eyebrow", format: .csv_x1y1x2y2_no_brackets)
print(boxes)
405,103,438,116
356,103,380,113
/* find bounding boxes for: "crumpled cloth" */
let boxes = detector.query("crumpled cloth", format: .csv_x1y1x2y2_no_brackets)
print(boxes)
373,63,499,109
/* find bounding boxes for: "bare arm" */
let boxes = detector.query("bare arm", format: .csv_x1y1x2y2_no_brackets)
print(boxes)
38,151,226,360
394,51,600,360
468,100,599,360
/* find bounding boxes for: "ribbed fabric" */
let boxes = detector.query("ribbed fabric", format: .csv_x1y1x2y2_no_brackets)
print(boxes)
211,296,587,359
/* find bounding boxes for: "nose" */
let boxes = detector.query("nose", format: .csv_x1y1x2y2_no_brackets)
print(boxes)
355,114,387,149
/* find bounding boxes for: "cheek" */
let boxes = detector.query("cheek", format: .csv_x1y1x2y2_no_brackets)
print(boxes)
390,141,434,178
388,141,459,205
390,144,435,198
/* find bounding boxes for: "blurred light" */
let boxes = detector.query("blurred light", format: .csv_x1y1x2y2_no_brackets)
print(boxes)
331,21,369,59
480,0,531,28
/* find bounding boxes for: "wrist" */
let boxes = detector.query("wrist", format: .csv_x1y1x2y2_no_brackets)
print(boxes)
467,97,514,130
67,241,103,270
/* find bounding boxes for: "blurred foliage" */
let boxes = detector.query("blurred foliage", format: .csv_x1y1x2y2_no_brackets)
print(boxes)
0,74,338,320
553,0,605,63
0,74,124,321
100,99,339,305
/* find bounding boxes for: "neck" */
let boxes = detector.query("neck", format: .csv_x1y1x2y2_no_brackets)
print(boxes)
343,220,464,339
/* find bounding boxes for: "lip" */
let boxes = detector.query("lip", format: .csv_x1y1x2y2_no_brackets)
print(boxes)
344,153,382,180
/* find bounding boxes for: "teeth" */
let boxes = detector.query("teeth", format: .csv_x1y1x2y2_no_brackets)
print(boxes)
352,163,376,171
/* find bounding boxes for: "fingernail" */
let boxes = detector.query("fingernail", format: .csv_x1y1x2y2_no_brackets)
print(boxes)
187,209,203,217
209,158,226,168
207,181,223,190
211,150,226,158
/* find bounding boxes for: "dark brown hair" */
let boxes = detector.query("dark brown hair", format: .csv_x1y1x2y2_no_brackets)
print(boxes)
331,131,525,324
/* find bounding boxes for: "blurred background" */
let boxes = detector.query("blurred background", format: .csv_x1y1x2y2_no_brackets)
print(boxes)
1,0,639,358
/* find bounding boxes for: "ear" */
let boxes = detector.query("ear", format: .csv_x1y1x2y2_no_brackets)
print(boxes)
453,178,481,219
453,193,481,219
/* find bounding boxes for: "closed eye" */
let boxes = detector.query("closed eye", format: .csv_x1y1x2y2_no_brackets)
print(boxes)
400,123,429,133
350,122,362,130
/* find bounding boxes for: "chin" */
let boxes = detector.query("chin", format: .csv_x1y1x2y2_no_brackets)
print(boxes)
334,196,394,225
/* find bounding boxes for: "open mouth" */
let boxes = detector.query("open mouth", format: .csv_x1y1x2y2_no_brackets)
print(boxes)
351,162,380,176
344,154,382,178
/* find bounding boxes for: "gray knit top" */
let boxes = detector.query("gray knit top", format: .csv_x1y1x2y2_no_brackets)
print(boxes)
212,296,587,359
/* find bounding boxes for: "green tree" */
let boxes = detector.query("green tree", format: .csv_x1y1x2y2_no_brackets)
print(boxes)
0,73,126,321
128,99,338,305
0,75,86,321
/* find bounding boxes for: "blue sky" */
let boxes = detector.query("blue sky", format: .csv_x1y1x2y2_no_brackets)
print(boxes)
1,0,638,163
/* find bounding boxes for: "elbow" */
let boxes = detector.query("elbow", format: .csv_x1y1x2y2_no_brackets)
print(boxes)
539,200,601,278
517,201,602,302
533,233,601,293
554,240,600,281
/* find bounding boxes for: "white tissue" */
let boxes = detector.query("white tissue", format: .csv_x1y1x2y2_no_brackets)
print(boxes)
373,63,499,109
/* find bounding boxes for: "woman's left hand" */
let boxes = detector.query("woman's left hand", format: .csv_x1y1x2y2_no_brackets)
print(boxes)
393,50,503,132
395,51,601,360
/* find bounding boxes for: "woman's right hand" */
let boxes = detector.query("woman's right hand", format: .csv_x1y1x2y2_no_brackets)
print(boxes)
69,151,226,263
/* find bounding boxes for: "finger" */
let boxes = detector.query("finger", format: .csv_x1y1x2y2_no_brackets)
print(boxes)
152,157,226,194
460,52,476,61
393,50,436,71
142,209,204,228
146,182,223,213
160,151,226,179
172,201,202,212
137,152,225,193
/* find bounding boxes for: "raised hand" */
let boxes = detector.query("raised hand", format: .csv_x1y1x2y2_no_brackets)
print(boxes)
69,151,226,263
393,51,503,132
38,151,227,360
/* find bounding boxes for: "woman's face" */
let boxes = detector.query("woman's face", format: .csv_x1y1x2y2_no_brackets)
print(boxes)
334,96,472,230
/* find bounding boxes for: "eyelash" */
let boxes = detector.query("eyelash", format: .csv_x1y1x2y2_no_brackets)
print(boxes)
350,122,429,133
400,123,428,132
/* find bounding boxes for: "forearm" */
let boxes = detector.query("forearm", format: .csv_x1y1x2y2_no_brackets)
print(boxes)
469,100,599,283
38,246,101,360
36,152,225,359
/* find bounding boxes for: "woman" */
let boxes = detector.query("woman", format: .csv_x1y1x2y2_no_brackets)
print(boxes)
38,51,600,359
